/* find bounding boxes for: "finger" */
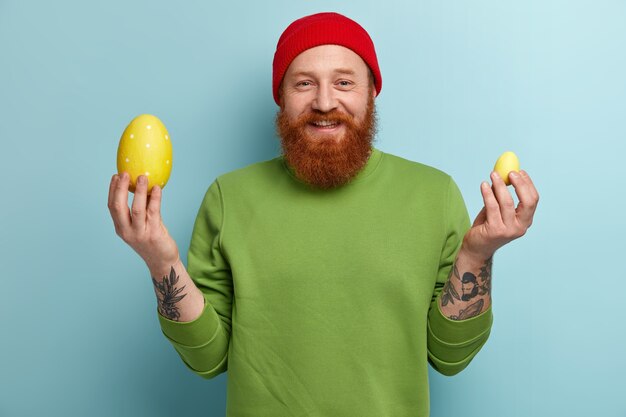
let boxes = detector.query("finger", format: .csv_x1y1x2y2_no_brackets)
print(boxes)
131,175,148,232
146,185,163,229
509,171,538,227
490,171,516,226
108,174,118,209
107,174,120,230
520,170,540,201
111,172,132,232
480,181,502,226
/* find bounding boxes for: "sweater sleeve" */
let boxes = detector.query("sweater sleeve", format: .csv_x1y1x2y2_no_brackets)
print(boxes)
427,176,493,376
157,179,232,379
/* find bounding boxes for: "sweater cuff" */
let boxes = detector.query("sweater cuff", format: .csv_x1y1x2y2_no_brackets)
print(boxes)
427,302,493,372
428,303,493,347
428,302,493,345
157,296,220,347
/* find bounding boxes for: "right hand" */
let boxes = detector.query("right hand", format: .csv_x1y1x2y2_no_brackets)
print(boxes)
108,172,180,272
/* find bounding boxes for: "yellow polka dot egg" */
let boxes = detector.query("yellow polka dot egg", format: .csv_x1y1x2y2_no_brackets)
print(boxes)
117,114,173,194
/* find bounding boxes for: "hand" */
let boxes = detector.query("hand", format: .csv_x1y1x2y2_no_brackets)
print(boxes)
462,170,539,259
107,172,180,272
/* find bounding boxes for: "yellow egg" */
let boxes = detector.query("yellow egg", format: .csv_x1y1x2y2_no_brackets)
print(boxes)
117,114,173,194
493,151,520,185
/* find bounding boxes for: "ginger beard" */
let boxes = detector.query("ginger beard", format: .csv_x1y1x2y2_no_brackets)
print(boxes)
276,92,377,190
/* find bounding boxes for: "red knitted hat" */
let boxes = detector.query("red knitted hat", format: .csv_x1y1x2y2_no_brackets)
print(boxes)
272,12,382,105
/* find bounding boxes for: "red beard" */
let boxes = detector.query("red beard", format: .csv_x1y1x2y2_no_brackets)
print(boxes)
276,94,377,189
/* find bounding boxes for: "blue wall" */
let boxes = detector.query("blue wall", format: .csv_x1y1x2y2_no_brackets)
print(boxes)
1,1,624,416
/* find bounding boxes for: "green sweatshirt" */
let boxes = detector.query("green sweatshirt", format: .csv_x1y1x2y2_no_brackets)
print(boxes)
158,147,493,417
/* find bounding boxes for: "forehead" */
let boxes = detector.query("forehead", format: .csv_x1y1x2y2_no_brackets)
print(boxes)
285,45,370,78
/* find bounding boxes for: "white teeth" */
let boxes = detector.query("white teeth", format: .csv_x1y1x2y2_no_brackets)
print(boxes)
313,120,338,127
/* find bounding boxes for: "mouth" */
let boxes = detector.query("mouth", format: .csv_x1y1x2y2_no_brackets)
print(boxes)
308,120,343,133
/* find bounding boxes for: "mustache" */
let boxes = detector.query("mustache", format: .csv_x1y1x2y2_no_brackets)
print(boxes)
294,109,356,127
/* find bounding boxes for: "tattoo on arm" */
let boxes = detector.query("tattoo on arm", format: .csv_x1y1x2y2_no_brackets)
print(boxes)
441,256,493,320
450,299,484,320
478,256,493,296
152,266,187,321
461,271,479,301
441,264,461,306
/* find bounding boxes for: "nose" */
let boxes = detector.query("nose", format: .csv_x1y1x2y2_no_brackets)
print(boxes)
312,83,338,113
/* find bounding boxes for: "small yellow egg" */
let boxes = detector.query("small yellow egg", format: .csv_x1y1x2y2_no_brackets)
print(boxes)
116,114,173,194
493,151,520,185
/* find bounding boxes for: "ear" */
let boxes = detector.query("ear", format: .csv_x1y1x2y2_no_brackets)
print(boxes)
277,88,286,110
367,69,377,99
277,83,286,108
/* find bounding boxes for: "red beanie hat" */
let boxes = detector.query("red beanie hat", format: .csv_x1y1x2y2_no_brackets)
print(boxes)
272,12,382,105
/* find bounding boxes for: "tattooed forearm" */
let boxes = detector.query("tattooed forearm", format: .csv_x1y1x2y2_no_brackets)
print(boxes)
449,299,484,320
461,271,479,301
478,256,493,296
152,266,188,321
441,264,461,306
440,256,493,320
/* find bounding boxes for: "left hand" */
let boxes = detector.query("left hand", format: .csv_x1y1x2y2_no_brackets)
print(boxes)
462,170,539,259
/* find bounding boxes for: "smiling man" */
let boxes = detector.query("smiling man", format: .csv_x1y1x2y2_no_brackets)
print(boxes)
108,12,539,417
276,41,378,189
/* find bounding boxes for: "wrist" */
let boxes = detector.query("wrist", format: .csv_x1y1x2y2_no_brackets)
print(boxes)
146,255,181,278
457,245,494,265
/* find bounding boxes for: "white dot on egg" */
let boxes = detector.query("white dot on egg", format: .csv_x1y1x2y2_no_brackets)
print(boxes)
146,125,152,129
166,160,170,164
146,143,150,148
130,134,134,139
145,172,150,176
125,157,130,163
165,135,169,140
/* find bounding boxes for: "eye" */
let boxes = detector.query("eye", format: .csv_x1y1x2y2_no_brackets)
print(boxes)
336,80,353,89
296,81,312,88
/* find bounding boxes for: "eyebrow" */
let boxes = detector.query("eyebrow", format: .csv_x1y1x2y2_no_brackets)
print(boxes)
334,68,356,75
290,68,356,77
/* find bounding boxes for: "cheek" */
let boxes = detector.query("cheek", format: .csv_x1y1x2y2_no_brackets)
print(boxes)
283,94,312,118
347,98,370,122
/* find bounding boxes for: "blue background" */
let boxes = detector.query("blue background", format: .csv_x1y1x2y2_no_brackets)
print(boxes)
1,0,625,416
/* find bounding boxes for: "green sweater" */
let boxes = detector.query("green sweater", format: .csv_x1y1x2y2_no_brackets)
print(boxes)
158,147,493,417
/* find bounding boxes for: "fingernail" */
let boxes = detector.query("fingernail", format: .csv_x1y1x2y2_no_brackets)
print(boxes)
120,172,127,181
509,171,519,179
138,175,146,185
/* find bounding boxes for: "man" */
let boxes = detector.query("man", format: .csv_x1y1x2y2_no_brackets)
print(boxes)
108,12,539,417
